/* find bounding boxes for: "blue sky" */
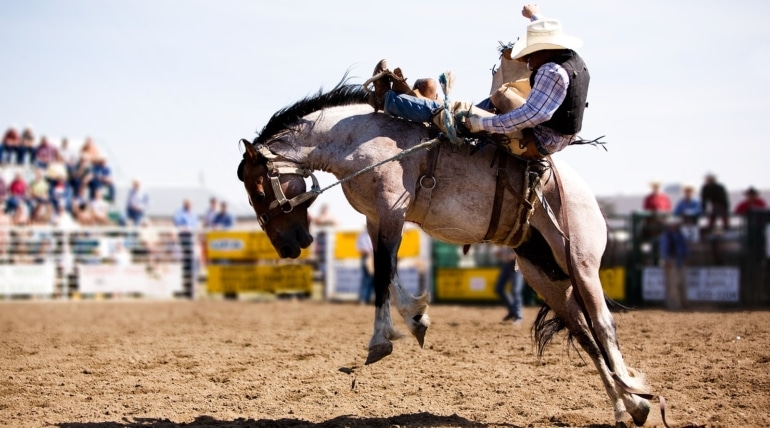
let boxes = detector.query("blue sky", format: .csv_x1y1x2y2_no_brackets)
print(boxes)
1,1,769,226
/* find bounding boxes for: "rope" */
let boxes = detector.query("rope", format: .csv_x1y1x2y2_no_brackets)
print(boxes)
314,137,441,195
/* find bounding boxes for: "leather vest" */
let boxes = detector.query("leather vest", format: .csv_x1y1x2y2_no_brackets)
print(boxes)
529,50,589,135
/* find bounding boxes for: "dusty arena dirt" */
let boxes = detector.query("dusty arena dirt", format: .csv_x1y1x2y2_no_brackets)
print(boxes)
0,300,768,428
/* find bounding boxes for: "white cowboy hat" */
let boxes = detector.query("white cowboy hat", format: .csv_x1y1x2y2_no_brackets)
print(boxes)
511,19,583,60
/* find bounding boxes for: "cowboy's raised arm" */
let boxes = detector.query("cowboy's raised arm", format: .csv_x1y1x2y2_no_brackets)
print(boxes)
522,4,541,21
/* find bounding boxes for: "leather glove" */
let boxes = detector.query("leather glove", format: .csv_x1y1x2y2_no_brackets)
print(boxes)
465,114,484,133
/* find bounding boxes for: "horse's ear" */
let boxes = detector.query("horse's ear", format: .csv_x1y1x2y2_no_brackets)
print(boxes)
242,139,259,161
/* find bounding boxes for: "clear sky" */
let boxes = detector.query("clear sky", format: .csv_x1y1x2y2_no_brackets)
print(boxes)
1,0,769,227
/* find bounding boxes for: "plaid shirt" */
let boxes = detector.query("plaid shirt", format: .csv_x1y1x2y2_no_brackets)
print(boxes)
479,61,576,154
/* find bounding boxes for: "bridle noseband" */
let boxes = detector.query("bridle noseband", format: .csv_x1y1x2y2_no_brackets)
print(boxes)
239,140,320,229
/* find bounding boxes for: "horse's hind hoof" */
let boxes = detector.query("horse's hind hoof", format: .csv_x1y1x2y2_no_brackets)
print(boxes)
628,399,650,426
410,314,430,348
365,342,393,365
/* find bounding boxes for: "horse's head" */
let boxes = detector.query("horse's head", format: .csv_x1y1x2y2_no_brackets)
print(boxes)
237,140,316,259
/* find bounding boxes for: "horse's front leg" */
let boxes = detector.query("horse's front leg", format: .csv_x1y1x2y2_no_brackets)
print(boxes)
365,226,430,364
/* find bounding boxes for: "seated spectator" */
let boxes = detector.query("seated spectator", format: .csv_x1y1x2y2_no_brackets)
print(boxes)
49,175,72,215
71,186,92,224
19,127,36,166
50,203,78,231
734,187,767,215
28,168,52,223
58,137,79,169
69,157,93,197
202,197,218,229
7,172,28,216
212,201,234,229
1,126,20,165
673,185,702,243
79,137,102,164
89,187,111,226
46,151,69,186
88,156,114,201
34,136,58,169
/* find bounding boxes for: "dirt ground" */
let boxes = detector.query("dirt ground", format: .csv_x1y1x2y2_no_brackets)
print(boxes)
0,299,768,428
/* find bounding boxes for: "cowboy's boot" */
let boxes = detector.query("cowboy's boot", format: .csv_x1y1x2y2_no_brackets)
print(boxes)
370,59,391,112
391,67,416,96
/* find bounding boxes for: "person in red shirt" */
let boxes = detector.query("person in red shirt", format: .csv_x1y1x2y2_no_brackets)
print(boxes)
734,187,767,215
643,181,672,213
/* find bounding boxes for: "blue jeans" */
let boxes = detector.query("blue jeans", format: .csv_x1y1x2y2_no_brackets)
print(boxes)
495,261,524,321
358,257,374,304
384,91,441,123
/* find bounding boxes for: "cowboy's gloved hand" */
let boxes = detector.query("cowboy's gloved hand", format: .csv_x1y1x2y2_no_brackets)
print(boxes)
465,114,484,133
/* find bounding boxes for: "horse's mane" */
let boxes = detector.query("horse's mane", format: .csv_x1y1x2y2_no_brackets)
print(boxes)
255,77,370,145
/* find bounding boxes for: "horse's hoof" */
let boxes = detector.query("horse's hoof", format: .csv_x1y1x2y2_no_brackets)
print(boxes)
614,422,629,428
365,342,393,365
411,314,430,348
628,399,650,426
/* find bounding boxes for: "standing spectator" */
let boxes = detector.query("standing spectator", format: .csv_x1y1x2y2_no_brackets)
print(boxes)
173,199,199,297
494,246,524,325
701,173,730,233
660,217,690,310
1,126,20,165
643,181,672,213
734,186,767,215
125,179,150,226
88,156,114,201
357,227,374,305
212,201,234,229
202,197,218,229
673,185,702,243
34,136,57,169
311,204,337,284
19,127,36,166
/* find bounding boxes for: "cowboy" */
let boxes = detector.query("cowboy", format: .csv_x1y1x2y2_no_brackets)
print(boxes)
464,18,589,159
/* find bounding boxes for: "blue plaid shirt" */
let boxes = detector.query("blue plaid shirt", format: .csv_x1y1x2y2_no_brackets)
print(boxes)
479,61,576,154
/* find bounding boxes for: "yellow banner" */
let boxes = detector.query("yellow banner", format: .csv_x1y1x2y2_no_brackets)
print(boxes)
206,230,309,260
207,263,313,294
434,267,500,301
599,266,626,301
334,228,421,259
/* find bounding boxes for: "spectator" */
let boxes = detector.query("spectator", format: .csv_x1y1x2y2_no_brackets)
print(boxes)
357,227,374,305
45,151,69,186
673,185,702,243
50,203,78,231
202,197,218,229
89,187,111,225
659,216,689,310
19,127,36,165
7,172,28,217
34,136,57,169
88,156,114,201
311,204,337,283
125,179,150,226
311,204,337,227
79,137,102,164
69,156,93,197
734,186,767,215
494,246,524,325
28,168,51,223
0,174,7,213
212,201,234,229
58,137,79,169
701,173,730,233
49,175,72,215
173,199,199,230
173,199,199,297
1,126,20,165
71,186,92,224
643,181,672,213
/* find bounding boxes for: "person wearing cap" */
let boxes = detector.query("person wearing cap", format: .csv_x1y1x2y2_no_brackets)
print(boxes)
734,187,767,215
464,10,589,158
